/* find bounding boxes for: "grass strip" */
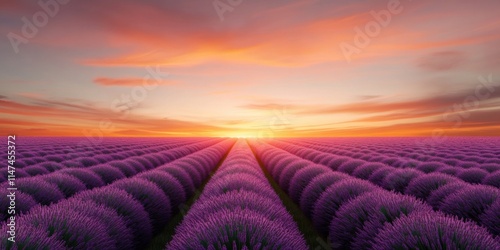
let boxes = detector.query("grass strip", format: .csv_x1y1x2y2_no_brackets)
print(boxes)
145,140,236,250
248,140,331,250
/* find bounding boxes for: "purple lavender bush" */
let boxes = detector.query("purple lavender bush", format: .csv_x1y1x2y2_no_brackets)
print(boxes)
9,178,64,205
59,168,106,189
352,162,386,180
270,156,297,181
53,199,134,249
42,173,86,197
324,156,351,170
122,158,148,173
23,165,50,176
457,168,489,184
73,187,152,248
405,173,458,200
172,161,203,187
415,161,448,173
329,191,432,249
480,199,500,236
0,167,29,181
382,168,423,193
299,172,349,217
0,223,66,250
111,178,172,233
483,171,500,188
437,166,460,176
89,165,126,184
182,190,297,230
19,206,115,249
136,171,186,212
479,163,500,173
288,164,330,203
108,161,138,177
337,159,366,174
0,190,37,221
74,157,100,167
33,162,64,172
440,185,499,224
368,166,393,186
426,182,469,209
372,212,500,249
278,160,310,193
350,193,433,249
158,166,196,196
312,178,378,235
167,208,308,250
202,173,275,199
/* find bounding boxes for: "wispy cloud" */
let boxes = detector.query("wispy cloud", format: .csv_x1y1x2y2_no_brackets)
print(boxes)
300,84,500,115
417,50,466,71
0,96,224,136
239,103,299,111
17,92,44,99
93,77,177,87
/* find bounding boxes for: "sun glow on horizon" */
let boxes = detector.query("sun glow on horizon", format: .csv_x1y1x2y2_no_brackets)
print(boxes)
1,1,500,137
226,133,257,139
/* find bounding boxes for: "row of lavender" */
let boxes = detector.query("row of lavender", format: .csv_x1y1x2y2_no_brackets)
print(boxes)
266,139,500,236
0,138,225,221
1,139,234,249
1,137,202,158
291,137,500,160
0,138,206,182
249,140,500,249
289,137,500,168
166,141,308,249
2,137,197,166
273,139,500,188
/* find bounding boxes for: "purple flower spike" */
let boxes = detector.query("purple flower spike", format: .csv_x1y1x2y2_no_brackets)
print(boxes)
372,212,500,250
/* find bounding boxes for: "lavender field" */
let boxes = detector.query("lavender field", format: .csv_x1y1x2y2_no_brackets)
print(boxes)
1,137,500,249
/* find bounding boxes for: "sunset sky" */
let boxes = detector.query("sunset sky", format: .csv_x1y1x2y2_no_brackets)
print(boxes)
1,0,499,137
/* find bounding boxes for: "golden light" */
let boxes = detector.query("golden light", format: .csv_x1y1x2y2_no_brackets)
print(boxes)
221,131,258,139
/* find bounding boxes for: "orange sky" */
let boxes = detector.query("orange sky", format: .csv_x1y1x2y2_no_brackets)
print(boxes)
1,0,500,137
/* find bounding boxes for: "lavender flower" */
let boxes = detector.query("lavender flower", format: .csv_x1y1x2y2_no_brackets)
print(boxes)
372,212,500,249
288,164,330,203
167,208,308,250
59,168,106,189
312,178,378,235
405,173,458,200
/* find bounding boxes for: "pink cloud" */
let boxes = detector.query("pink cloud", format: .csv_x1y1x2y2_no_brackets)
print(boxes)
93,77,177,86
